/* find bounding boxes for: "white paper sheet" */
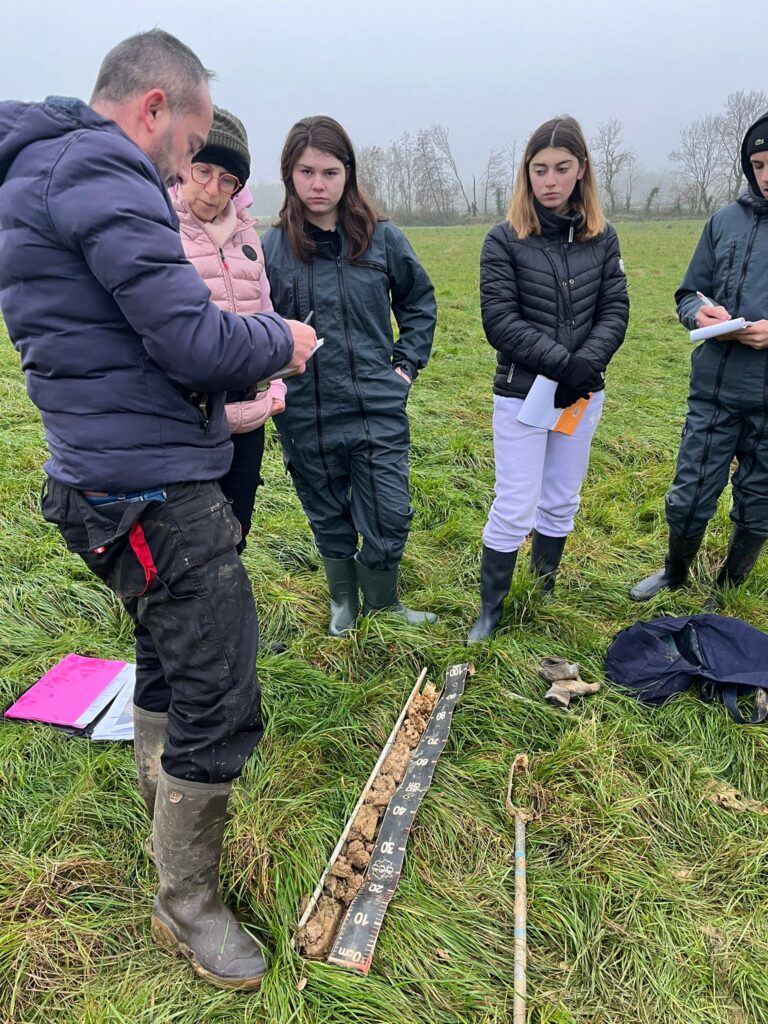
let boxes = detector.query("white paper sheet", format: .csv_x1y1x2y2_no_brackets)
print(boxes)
516,375,561,429
689,317,749,342
90,664,136,741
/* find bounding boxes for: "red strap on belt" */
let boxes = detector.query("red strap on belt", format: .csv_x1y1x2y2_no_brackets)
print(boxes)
128,522,157,593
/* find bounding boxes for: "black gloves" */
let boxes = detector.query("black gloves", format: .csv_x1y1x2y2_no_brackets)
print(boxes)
554,353,603,409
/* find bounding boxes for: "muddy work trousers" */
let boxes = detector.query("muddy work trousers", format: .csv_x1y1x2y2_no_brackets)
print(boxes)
41,477,262,784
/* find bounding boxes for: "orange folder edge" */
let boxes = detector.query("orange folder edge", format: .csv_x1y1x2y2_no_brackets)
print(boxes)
551,395,591,436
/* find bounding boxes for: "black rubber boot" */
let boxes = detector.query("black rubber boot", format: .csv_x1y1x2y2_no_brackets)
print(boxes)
151,768,269,990
133,705,169,820
467,546,518,643
530,531,568,595
630,530,705,601
322,556,360,637
355,556,438,625
715,526,766,587
704,526,767,609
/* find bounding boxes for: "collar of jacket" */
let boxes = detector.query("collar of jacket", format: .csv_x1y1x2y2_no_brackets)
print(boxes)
171,188,256,244
534,199,584,241
737,189,768,216
304,220,343,259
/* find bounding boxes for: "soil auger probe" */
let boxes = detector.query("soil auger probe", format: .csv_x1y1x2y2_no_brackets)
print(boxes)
506,753,537,1024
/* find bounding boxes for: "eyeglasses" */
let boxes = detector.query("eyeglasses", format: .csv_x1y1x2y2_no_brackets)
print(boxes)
191,163,241,195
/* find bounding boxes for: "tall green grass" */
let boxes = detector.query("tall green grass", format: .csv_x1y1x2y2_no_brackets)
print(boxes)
1,221,766,1023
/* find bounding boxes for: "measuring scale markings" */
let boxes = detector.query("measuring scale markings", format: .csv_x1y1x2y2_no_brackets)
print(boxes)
327,663,470,973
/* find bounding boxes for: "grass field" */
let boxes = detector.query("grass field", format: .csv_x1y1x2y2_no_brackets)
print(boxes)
1,221,767,1024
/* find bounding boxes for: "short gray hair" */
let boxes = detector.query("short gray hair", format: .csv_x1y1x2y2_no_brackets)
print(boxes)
91,29,213,114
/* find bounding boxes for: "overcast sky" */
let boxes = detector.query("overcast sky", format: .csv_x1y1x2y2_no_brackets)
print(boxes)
0,0,763,184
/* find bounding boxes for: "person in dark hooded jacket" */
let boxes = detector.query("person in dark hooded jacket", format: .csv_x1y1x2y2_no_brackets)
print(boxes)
468,115,629,642
631,112,768,604
0,30,316,991
262,116,437,637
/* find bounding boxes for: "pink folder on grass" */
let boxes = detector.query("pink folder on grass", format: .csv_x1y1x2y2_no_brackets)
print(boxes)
4,654,129,729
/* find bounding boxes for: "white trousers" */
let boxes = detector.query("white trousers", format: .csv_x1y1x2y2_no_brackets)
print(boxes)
482,391,605,552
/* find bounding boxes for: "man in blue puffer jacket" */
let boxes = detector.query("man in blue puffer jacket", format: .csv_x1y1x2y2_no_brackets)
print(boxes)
0,29,315,990
632,112,768,605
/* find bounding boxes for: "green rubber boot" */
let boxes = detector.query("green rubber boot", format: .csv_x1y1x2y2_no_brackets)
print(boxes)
355,556,438,625
322,556,359,637
151,768,269,990
133,704,168,820
630,530,704,601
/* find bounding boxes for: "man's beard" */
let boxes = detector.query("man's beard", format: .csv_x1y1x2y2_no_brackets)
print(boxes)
146,131,179,189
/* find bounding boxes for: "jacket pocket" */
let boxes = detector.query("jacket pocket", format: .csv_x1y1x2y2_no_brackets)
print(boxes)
720,234,745,306
355,259,388,275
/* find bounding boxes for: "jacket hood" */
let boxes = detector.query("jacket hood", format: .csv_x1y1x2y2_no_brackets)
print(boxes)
0,97,114,185
737,189,768,215
741,110,768,198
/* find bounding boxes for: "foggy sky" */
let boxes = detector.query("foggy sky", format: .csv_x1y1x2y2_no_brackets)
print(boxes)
0,0,763,185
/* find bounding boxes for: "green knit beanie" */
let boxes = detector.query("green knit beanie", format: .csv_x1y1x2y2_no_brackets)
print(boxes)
194,105,250,186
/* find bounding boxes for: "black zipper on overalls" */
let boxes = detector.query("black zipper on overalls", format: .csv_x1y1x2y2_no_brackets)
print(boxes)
734,355,768,527
292,276,301,317
306,261,334,493
681,343,733,537
733,213,759,311
336,255,390,557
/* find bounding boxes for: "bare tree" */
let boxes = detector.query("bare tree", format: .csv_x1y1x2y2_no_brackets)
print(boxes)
429,124,473,215
388,133,417,218
382,143,400,214
501,142,519,214
413,128,456,218
357,144,386,210
592,119,632,215
480,147,506,217
718,88,768,200
669,114,725,215
622,153,638,214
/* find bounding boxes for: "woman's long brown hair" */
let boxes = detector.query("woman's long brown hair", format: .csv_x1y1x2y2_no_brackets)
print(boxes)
276,115,383,261
507,115,605,240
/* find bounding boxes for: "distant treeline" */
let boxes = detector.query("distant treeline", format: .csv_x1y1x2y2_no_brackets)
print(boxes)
248,89,767,225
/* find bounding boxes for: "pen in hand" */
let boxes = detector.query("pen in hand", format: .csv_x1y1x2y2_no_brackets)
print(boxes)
303,310,314,325
695,290,730,324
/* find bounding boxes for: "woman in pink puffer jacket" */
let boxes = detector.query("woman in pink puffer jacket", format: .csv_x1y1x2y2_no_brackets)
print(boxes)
172,106,285,552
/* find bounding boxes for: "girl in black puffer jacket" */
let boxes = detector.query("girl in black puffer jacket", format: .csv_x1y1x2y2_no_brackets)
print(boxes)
468,115,629,641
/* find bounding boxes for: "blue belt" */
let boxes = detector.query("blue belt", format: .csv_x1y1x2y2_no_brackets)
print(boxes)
83,488,167,507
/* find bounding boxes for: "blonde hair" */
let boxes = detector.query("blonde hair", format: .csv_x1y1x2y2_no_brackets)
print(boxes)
507,115,605,240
